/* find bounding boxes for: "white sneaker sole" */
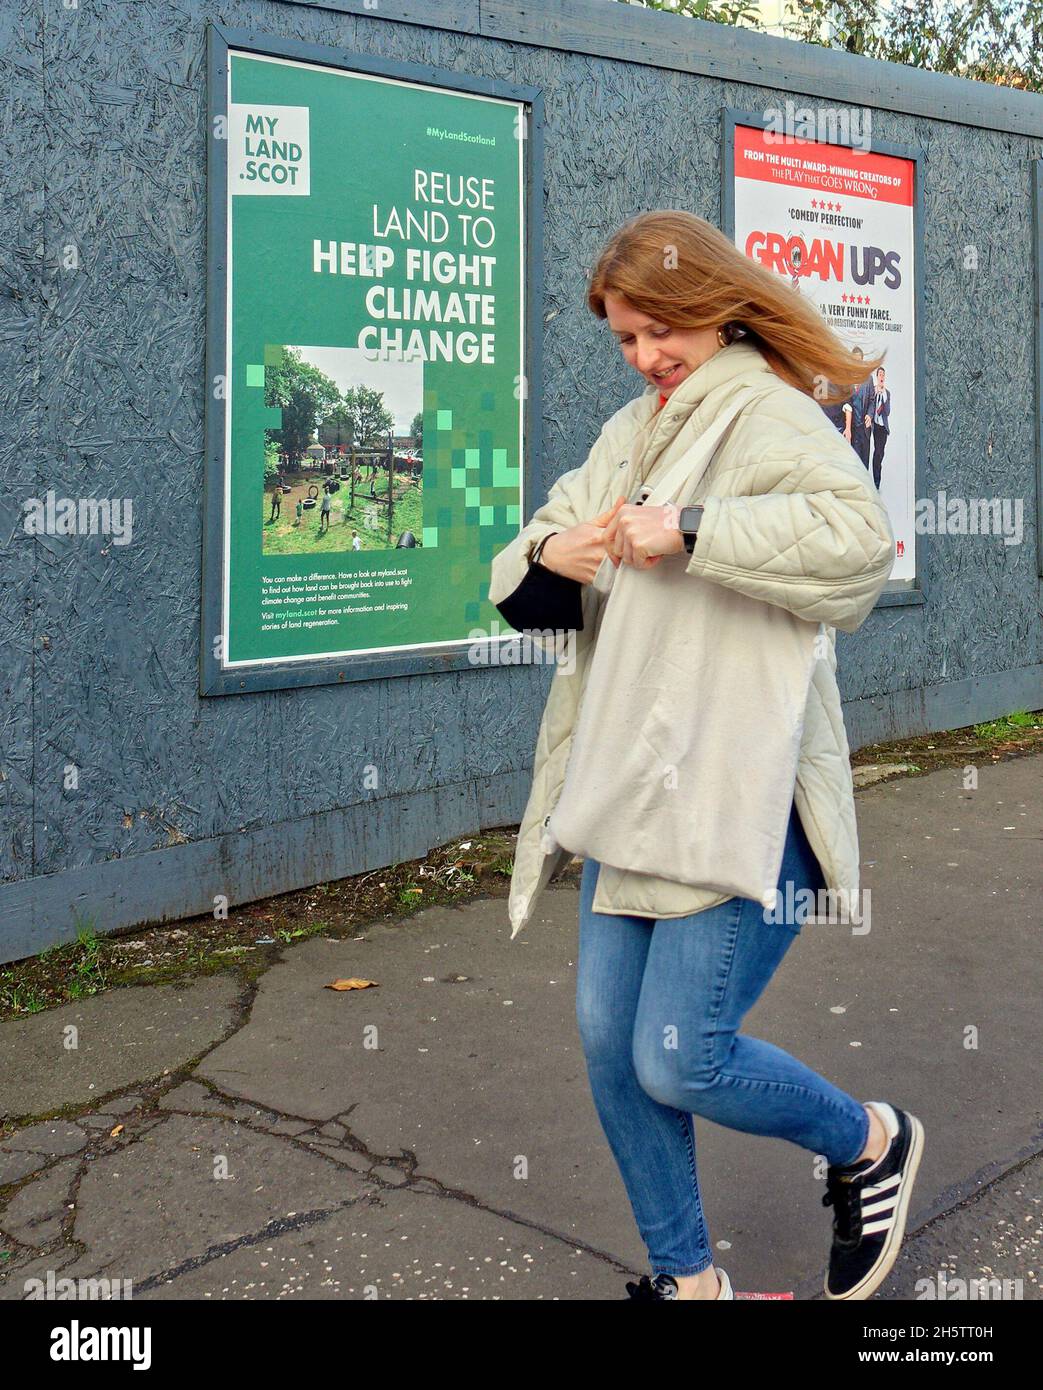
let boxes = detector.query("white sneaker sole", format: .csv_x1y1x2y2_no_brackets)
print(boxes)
823,1110,924,1301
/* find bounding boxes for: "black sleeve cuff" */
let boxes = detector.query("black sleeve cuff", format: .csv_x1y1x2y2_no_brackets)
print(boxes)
494,560,584,633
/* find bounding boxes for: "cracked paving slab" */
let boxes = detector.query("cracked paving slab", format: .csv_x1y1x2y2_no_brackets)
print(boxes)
189,757,1041,1294
1,755,1039,1299
129,1187,621,1300
2,1156,81,1249
0,1109,376,1296
1,977,242,1120
191,929,648,1271
0,1102,621,1300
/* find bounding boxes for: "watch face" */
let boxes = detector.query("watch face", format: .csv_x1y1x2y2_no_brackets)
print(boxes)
679,506,702,531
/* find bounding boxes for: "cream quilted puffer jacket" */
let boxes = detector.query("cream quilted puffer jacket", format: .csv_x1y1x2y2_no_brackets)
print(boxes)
488,340,896,939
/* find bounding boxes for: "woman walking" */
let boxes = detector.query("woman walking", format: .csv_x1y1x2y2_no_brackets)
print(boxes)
488,211,924,1301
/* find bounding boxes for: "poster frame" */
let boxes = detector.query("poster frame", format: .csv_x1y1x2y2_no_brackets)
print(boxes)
721,107,926,611
201,22,544,695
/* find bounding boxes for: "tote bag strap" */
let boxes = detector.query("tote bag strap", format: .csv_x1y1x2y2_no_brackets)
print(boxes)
639,384,761,509
591,384,763,602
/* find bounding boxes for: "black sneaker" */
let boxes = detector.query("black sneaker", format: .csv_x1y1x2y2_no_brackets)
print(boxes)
822,1100,925,1300
625,1267,733,1300
626,1272,680,1300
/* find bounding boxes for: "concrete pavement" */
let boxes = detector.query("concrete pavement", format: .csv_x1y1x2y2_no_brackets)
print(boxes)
1,753,1039,1300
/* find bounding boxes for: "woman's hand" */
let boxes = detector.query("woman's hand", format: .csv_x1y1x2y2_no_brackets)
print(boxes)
603,502,685,570
538,496,627,583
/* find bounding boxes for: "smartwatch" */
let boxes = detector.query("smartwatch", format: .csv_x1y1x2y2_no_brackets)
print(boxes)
679,505,704,555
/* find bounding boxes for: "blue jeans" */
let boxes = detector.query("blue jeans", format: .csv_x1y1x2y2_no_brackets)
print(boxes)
575,798,870,1278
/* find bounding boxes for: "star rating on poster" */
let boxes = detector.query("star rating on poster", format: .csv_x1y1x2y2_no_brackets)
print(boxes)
842,293,872,304
810,199,844,211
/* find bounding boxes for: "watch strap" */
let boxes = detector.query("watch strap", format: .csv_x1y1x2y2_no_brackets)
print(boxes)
680,504,703,554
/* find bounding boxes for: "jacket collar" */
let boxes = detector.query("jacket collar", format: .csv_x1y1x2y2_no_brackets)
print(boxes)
641,340,774,419
628,341,776,474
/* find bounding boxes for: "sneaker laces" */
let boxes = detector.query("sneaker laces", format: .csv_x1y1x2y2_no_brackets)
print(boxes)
822,1169,863,1245
626,1272,678,1300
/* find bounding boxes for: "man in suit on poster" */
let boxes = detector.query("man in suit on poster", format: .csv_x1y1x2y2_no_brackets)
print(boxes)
869,367,891,490
849,348,875,473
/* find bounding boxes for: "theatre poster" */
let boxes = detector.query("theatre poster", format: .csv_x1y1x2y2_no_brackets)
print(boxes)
726,115,920,588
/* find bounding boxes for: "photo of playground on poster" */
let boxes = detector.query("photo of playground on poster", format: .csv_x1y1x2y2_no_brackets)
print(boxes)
211,47,527,670
261,346,424,557
728,119,917,584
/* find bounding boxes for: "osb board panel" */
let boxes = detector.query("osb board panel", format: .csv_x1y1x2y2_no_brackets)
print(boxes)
6,0,1042,887
0,0,42,883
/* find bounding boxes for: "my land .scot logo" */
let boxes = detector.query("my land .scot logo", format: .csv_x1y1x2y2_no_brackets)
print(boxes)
229,104,310,194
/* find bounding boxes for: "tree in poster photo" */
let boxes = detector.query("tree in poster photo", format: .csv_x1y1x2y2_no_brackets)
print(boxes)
264,348,341,468
341,383,395,449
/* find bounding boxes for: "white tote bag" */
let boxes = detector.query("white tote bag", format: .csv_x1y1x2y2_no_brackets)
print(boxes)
545,387,822,908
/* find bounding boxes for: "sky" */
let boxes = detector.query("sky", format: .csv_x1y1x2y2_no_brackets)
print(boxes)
288,345,424,434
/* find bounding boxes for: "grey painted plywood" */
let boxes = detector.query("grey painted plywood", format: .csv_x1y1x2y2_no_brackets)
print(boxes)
0,0,1039,958
0,0,42,887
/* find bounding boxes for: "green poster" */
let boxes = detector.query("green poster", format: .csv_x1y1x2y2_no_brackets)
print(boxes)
217,49,526,671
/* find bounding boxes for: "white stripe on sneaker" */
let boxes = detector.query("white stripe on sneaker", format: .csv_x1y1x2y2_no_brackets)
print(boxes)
861,1218,897,1235
864,1172,902,1196
862,1196,899,1219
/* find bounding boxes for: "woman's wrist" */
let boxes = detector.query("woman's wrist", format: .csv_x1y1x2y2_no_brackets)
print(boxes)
530,531,559,570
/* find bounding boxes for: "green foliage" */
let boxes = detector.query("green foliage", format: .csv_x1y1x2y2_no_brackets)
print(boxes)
263,441,281,483
616,0,762,24
318,405,355,450
786,0,1040,89
0,918,109,1014
0,971,46,1015
616,0,1041,91
263,348,398,479
341,383,395,449
973,709,1043,739
264,347,343,465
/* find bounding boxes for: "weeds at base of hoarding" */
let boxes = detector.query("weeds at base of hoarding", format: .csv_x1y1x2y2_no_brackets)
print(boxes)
2,712,1040,1021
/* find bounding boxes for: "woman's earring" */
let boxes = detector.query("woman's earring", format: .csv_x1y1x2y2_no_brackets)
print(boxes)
717,324,733,348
